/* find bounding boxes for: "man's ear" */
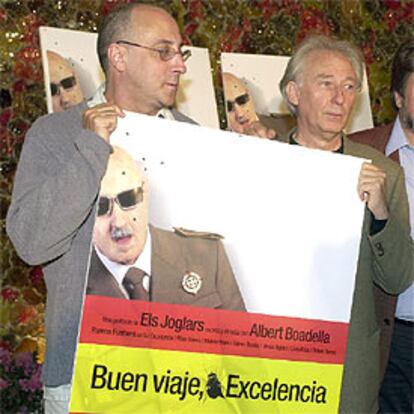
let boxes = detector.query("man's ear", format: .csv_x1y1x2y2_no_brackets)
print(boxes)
286,80,300,107
394,91,404,110
107,43,127,72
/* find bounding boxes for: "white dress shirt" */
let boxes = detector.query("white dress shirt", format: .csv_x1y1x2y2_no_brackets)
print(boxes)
95,231,152,298
387,117,414,321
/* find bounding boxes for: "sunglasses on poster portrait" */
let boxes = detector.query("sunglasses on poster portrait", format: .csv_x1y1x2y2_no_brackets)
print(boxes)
97,186,144,217
226,93,250,112
50,76,77,96
115,40,192,62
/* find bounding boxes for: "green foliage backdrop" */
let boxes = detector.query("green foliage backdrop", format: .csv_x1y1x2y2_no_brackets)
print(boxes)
0,0,413,410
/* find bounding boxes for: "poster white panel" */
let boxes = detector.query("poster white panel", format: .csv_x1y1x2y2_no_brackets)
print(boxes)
39,26,219,128
221,52,373,134
110,114,365,323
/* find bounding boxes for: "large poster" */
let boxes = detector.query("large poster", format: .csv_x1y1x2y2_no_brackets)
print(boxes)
69,114,365,413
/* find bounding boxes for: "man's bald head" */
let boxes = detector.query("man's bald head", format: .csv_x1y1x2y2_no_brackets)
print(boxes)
97,3,176,75
101,146,145,195
223,72,249,102
47,51,83,112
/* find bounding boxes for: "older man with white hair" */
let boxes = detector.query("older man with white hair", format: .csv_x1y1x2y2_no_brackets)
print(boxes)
278,35,413,413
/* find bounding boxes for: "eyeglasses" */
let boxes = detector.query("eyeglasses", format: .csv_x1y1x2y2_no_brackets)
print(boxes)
97,186,144,217
116,40,191,62
226,93,250,112
50,76,77,96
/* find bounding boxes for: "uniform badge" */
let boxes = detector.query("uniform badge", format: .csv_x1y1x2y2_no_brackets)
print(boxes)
182,272,202,295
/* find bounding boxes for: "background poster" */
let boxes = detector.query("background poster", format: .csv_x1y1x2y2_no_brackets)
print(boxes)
221,52,373,135
39,26,219,128
70,116,365,413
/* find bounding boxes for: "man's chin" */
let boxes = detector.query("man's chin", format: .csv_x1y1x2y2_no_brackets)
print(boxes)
320,122,346,137
161,98,176,109
110,254,136,266
161,90,178,108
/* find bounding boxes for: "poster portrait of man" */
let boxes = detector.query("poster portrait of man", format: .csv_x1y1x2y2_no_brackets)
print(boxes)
87,146,245,312
221,52,374,135
222,71,295,137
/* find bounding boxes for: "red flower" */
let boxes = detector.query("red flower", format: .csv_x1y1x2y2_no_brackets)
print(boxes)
242,17,251,33
13,47,42,82
17,306,37,325
262,0,279,21
402,3,414,19
22,15,42,45
384,9,399,31
362,44,374,65
13,80,26,93
296,8,332,44
384,0,402,10
283,0,304,16
29,267,44,285
221,24,246,53
184,22,198,37
0,109,13,127
1,287,19,302
0,341,12,352
189,0,204,20
10,118,30,138
100,0,124,16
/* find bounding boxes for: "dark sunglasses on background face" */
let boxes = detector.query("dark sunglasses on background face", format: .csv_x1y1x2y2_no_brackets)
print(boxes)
226,93,250,112
97,186,144,216
116,40,192,62
50,76,77,96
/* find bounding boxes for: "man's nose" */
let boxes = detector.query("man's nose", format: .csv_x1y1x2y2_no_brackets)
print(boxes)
59,86,71,104
234,103,246,120
110,203,128,227
332,86,345,105
171,53,187,75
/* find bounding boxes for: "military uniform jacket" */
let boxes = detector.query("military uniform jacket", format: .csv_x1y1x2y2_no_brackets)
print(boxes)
87,225,245,311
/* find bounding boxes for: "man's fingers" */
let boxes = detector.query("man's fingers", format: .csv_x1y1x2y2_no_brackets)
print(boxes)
83,103,125,142
360,162,386,178
267,128,277,139
357,162,389,219
245,121,276,140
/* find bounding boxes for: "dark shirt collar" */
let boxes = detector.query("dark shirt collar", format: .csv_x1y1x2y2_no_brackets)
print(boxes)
288,130,344,154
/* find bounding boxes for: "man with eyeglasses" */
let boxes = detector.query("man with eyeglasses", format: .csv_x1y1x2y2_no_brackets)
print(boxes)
47,50,84,112
86,146,245,312
7,3,200,413
84,2,195,134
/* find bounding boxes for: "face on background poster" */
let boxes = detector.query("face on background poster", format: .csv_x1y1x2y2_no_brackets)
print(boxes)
39,26,219,128
221,52,373,136
46,50,84,112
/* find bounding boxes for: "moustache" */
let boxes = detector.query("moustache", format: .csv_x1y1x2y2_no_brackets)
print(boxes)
111,227,132,241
